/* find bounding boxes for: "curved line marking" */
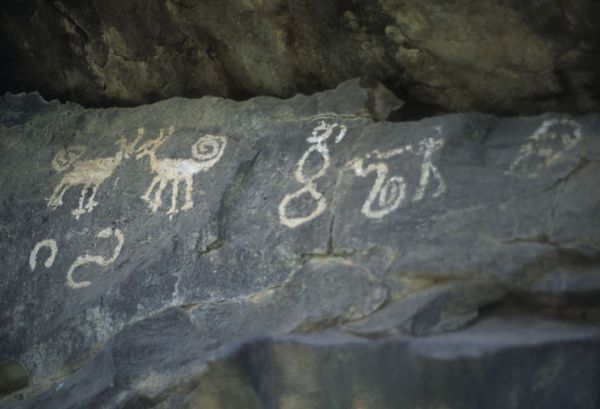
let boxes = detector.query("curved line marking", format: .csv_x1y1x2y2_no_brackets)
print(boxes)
66,227,124,289
30,239,58,271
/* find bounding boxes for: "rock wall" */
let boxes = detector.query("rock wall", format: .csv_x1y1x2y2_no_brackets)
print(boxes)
0,79,599,408
1,0,599,114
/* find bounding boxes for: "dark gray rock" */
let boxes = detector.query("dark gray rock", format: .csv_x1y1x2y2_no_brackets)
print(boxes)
6,309,600,409
0,78,599,407
1,0,599,114
344,280,506,336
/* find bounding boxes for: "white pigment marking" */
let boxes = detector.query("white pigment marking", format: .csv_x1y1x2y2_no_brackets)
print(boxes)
411,136,446,202
30,239,58,271
349,127,446,219
351,158,406,219
136,127,227,219
66,227,124,289
279,121,347,228
47,130,142,219
509,118,583,177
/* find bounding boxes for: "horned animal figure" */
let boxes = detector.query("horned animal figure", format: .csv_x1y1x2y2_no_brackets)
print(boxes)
135,127,227,219
47,130,143,219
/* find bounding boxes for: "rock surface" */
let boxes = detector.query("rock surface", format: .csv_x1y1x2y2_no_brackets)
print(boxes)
1,0,599,114
0,79,599,407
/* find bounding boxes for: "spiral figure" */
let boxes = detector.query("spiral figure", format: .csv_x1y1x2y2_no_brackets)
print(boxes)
192,135,227,164
351,159,406,219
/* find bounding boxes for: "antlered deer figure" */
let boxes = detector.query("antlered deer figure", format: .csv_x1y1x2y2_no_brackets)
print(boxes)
135,127,227,219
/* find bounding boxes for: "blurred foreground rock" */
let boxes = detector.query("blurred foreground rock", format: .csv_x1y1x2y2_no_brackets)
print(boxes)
0,78,599,408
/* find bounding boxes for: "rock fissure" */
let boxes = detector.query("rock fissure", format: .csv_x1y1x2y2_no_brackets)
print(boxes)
541,157,593,193
196,148,262,256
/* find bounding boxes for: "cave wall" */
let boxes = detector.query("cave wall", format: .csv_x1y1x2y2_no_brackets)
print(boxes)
1,1,600,407
1,79,599,408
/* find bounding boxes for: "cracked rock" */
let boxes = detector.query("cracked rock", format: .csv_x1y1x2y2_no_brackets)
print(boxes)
0,79,599,407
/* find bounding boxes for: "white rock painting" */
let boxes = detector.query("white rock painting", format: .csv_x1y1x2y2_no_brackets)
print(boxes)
279,121,347,228
349,127,446,219
29,239,58,271
411,135,446,203
135,127,228,219
349,151,407,219
29,228,124,289
66,227,124,289
47,130,143,219
509,118,583,177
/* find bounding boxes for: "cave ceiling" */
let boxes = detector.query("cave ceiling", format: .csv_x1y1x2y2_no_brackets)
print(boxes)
1,0,599,115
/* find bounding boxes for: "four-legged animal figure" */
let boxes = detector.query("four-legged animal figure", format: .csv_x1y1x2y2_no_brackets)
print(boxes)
135,127,227,219
47,130,142,219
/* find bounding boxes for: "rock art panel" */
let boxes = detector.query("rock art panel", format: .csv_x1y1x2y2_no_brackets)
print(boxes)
0,82,598,408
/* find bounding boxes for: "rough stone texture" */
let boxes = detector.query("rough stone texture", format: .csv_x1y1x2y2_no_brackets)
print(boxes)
0,79,599,407
0,0,599,114
9,310,600,409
